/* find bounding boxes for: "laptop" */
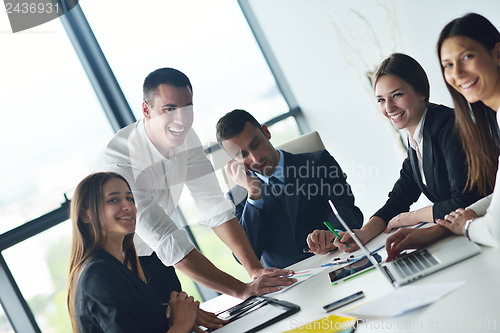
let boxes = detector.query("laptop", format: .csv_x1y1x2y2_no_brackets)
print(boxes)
328,200,481,287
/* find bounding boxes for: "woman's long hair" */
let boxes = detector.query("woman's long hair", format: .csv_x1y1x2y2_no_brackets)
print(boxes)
437,13,500,196
67,172,145,332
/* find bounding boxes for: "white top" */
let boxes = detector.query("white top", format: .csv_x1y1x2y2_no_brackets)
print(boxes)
91,119,235,265
467,108,500,247
407,107,428,186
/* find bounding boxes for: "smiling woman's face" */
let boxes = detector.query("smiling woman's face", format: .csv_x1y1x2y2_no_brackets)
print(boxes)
375,75,426,134
440,36,500,110
101,177,136,237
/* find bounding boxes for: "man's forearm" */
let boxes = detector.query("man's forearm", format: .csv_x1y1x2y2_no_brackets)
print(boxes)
213,218,263,276
173,249,247,299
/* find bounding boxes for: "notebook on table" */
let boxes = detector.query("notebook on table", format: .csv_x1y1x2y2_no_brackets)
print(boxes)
328,200,481,288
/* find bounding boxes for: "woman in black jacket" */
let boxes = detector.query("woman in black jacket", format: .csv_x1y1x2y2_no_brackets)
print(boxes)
308,53,484,254
67,172,202,333
337,53,485,252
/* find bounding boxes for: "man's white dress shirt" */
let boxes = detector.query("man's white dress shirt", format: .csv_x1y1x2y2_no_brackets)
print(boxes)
91,119,235,265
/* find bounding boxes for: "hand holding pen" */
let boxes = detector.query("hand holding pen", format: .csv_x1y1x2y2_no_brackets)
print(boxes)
323,221,350,249
332,229,365,253
306,222,358,254
305,226,339,255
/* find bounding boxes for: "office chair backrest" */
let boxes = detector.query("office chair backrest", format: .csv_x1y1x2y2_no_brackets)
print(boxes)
276,131,325,154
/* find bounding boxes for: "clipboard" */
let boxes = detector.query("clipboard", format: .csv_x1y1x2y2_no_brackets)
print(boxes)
208,295,300,333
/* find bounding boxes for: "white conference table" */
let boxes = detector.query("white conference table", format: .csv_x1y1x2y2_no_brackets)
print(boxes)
201,236,500,332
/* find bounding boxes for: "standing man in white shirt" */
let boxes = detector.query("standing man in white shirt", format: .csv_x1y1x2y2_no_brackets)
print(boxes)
91,68,295,305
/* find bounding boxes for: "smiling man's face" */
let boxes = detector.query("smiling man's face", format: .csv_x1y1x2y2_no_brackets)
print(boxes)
143,84,193,154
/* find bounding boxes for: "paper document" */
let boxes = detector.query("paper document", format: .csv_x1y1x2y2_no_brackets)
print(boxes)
270,267,328,294
344,281,467,318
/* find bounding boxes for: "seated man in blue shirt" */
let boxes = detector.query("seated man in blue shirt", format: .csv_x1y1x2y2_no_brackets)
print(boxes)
216,109,363,268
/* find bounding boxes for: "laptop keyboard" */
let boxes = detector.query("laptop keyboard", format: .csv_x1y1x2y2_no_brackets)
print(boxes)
393,249,439,278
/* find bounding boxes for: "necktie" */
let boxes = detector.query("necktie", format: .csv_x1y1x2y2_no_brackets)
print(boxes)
268,176,287,210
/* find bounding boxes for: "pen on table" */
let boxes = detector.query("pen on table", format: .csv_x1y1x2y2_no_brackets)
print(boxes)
321,257,350,267
323,221,350,249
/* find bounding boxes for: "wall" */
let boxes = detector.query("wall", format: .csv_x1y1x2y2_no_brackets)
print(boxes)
247,0,500,218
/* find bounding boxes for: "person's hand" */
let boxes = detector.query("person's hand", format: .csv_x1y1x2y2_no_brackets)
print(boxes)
384,212,419,233
385,227,444,261
167,291,199,332
226,160,262,200
306,230,336,254
192,308,226,333
333,230,368,253
242,269,297,298
436,208,480,236
251,267,294,279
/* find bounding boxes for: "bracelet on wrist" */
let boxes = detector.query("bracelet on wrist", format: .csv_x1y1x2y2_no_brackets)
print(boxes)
463,219,475,241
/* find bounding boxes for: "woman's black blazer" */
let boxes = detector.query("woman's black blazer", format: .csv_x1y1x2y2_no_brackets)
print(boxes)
374,104,483,222
75,249,169,333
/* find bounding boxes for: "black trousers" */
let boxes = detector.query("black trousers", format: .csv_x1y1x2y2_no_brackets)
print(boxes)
139,252,182,305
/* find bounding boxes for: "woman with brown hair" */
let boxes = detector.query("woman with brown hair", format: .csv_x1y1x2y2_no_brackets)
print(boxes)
67,172,201,332
387,13,500,255
308,53,482,254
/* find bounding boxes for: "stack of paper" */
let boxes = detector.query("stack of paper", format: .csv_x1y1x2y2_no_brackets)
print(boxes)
344,281,467,318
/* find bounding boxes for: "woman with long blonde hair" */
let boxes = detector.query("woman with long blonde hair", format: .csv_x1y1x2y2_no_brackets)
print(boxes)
68,172,199,332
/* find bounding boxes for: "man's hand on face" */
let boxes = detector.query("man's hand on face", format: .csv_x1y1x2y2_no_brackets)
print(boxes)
226,159,262,200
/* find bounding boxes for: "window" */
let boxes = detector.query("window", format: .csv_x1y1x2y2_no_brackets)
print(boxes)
79,0,291,146
0,10,114,333
0,304,14,333
80,0,299,299
3,222,72,333
0,17,114,235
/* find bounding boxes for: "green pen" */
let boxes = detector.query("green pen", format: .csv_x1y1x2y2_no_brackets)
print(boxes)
324,221,350,249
